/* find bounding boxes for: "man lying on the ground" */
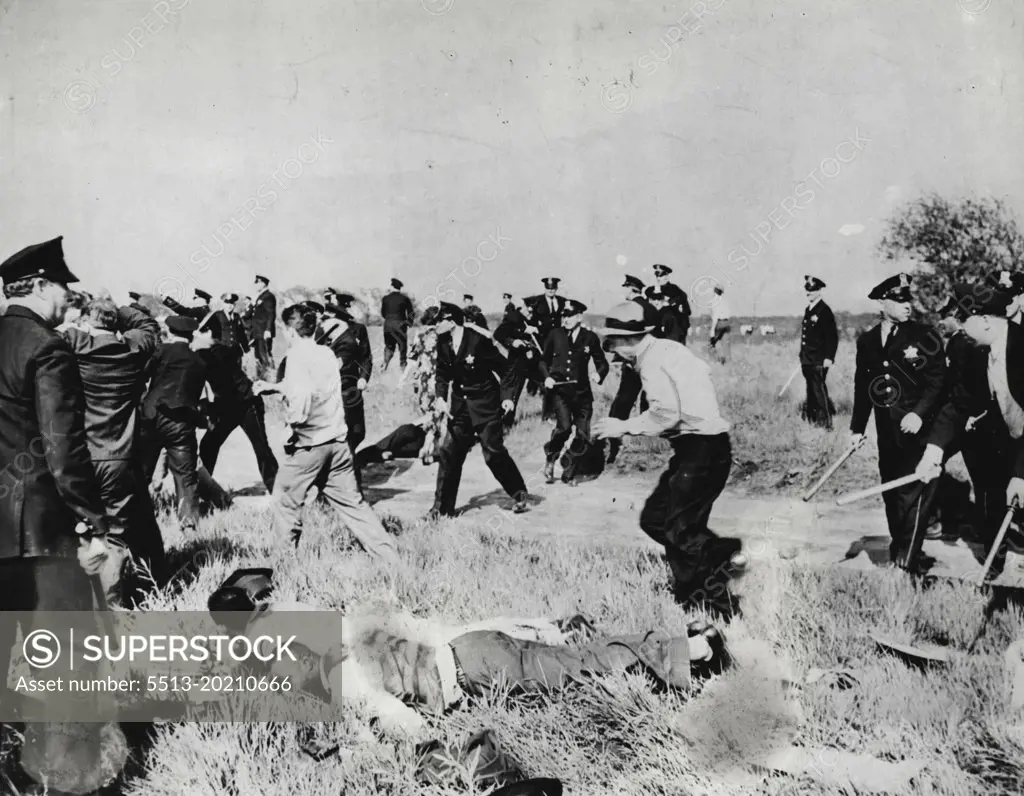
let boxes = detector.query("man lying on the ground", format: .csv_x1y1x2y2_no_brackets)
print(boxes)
208,588,729,739
354,414,441,469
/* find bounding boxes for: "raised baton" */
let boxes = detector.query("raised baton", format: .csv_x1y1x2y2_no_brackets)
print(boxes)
778,365,801,398
976,502,1017,585
802,438,865,502
835,473,922,506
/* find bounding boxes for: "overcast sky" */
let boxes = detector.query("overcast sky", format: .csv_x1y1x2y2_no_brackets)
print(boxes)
1,0,1022,315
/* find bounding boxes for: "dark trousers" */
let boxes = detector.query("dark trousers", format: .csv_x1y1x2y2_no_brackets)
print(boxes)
544,387,594,470
961,427,1013,576
139,411,201,530
93,458,167,597
341,376,366,450
0,557,115,787
433,408,527,516
382,320,408,370
607,365,649,460
199,396,278,492
639,433,735,604
450,629,682,695
254,335,275,381
501,354,532,428
801,364,834,428
877,434,941,564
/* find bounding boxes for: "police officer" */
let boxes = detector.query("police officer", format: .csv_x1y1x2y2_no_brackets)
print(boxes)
607,275,658,464
162,287,212,320
320,293,373,461
493,298,542,429
204,292,250,361
850,273,946,570
429,302,530,518
593,301,743,618
644,264,691,344
381,277,415,371
915,282,1024,580
251,274,278,380
139,315,209,531
533,278,565,421
0,236,126,792
800,275,839,429
539,299,609,484
502,291,515,314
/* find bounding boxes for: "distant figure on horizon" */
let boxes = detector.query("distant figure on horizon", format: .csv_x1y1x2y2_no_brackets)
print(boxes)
708,285,731,363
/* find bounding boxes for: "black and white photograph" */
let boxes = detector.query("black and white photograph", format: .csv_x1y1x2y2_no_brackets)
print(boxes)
1,0,1024,793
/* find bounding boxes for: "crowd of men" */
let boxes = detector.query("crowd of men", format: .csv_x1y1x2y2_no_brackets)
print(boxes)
5,230,1024,791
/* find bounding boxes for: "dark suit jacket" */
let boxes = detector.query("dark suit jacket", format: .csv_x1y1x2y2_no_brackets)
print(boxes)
799,300,839,365
930,325,1024,477
629,296,662,328
321,320,373,382
539,327,609,394
198,344,254,406
0,306,109,558
62,305,160,461
532,295,566,341
142,340,208,425
850,320,946,451
252,290,278,339
435,326,512,426
204,310,249,355
381,291,414,327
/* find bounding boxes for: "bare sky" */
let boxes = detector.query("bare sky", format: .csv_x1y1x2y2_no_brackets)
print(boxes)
1,0,1022,315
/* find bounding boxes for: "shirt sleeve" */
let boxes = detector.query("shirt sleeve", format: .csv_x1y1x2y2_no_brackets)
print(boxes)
620,357,682,436
280,349,313,426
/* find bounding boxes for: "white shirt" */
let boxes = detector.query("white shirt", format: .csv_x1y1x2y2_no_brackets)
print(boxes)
988,325,1024,439
622,336,730,438
279,336,347,446
711,297,731,327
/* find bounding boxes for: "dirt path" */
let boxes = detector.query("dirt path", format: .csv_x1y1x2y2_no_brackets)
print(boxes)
216,423,1024,588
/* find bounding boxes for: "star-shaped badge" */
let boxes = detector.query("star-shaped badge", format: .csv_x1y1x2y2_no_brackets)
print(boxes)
811,315,818,322
903,345,918,360
465,354,475,365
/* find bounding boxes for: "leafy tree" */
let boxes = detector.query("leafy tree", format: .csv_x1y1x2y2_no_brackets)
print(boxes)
878,193,1024,314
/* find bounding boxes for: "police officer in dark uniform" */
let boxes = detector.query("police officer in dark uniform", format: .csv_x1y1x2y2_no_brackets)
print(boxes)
644,264,691,344
252,274,278,380
540,299,610,484
139,315,209,531
462,294,489,329
493,298,542,429
0,236,125,792
916,283,1024,580
532,278,566,420
321,292,374,457
607,275,659,464
800,275,839,429
430,302,529,518
381,277,415,371
203,292,250,360
502,291,514,314
850,273,946,569
194,329,278,494
163,287,211,320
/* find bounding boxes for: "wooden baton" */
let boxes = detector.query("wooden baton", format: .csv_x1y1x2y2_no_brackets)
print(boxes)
803,439,865,502
976,504,1017,586
835,473,922,506
778,365,801,398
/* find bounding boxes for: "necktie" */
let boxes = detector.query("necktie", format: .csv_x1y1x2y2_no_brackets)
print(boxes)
550,298,556,314
885,324,897,347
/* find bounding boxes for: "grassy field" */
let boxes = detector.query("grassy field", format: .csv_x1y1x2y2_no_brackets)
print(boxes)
62,330,1024,794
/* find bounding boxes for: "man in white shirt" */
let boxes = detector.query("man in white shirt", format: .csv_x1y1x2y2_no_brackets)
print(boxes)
708,285,732,363
594,302,745,618
254,304,399,564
